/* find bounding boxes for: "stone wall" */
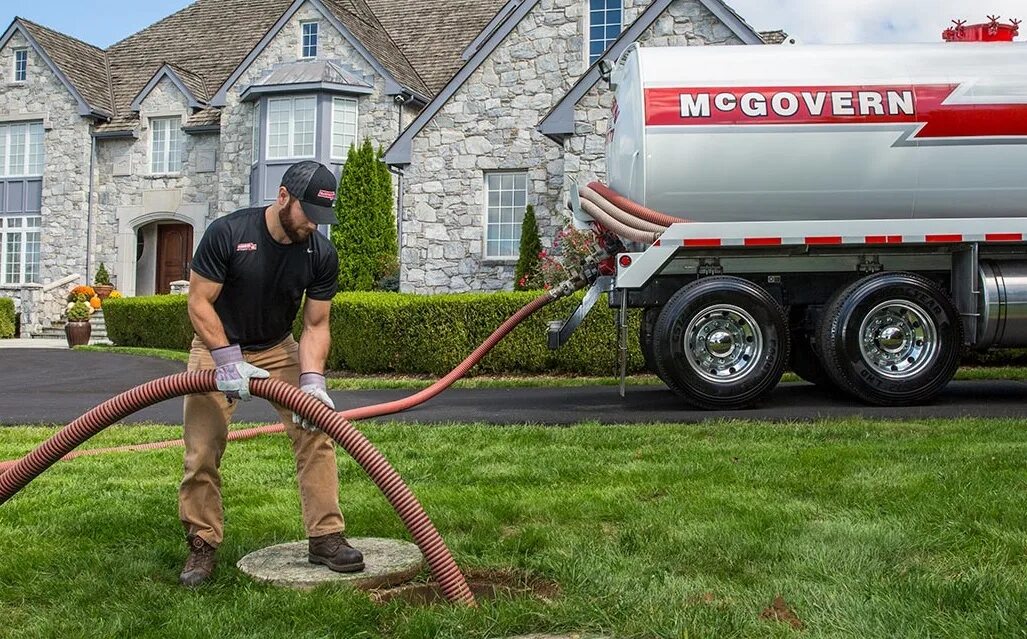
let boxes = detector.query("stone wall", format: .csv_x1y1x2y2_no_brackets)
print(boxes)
400,0,743,294
94,76,219,291
0,29,93,334
217,1,408,215
563,1,743,194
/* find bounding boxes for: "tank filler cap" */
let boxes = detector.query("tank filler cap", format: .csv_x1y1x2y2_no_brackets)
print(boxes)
943,16,1020,41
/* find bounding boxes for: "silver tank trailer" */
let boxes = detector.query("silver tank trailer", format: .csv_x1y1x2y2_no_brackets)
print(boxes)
606,42,1027,223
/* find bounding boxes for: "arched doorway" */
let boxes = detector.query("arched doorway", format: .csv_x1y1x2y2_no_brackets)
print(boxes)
135,220,194,295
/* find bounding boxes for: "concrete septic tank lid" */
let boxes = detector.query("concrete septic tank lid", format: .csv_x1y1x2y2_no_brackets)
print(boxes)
237,537,423,591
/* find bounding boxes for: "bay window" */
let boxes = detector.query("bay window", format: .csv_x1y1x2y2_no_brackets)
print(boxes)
267,96,316,159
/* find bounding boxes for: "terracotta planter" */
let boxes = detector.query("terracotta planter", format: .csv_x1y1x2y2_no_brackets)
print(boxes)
65,321,91,348
94,284,115,300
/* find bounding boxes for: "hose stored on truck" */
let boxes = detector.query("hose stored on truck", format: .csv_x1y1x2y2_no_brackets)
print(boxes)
0,289,572,605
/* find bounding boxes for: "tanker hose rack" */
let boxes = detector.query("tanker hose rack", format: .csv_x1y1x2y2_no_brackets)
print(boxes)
0,283,586,606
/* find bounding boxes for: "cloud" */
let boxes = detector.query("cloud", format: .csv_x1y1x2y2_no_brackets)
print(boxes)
727,0,1025,43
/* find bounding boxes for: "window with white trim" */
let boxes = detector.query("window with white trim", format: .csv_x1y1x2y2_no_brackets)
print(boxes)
0,122,44,177
13,48,27,83
588,0,623,65
150,117,183,174
301,21,319,58
484,172,527,259
267,96,316,159
331,97,357,160
1,215,42,285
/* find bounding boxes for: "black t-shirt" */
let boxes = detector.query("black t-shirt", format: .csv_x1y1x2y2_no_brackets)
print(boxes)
190,207,339,351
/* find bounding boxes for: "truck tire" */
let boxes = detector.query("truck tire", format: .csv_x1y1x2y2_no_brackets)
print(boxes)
653,276,789,409
816,272,961,406
640,307,659,374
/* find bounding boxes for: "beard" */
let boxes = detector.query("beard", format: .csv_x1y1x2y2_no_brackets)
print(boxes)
279,204,313,243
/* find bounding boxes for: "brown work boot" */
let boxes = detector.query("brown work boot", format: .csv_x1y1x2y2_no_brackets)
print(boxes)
179,535,217,587
308,532,365,573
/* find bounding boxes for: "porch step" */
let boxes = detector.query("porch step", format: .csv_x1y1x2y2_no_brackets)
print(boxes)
37,309,111,345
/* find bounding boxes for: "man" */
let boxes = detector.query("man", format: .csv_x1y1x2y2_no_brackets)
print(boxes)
178,160,363,587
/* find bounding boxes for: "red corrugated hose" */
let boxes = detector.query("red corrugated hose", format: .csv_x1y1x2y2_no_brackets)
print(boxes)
0,291,561,605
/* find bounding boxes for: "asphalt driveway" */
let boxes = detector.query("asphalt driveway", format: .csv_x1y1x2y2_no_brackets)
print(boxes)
1,349,1025,425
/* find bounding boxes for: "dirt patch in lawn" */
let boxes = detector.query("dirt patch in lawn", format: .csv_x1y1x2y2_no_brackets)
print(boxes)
759,594,804,630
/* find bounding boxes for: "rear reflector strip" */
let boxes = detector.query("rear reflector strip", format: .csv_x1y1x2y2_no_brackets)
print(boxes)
865,235,903,244
985,233,1023,242
683,238,722,247
805,236,843,245
926,234,963,243
744,237,782,246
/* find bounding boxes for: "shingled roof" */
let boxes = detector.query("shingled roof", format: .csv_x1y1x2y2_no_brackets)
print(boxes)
15,18,113,117
365,0,509,95
8,0,500,132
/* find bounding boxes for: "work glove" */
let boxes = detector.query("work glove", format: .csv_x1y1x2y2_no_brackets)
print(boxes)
210,344,269,402
292,372,335,432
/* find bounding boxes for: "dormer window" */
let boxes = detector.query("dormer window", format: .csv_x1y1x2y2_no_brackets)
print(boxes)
301,21,319,58
13,49,27,83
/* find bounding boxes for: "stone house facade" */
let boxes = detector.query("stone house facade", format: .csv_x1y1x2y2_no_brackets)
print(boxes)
0,0,773,335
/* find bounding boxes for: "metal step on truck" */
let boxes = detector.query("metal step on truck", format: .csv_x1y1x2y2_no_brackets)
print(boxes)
552,18,1027,410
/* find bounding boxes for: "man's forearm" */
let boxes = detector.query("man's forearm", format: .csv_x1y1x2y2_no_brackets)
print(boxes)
298,324,330,374
189,299,229,350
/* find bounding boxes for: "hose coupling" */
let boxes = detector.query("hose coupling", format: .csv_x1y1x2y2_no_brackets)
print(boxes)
548,276,587,300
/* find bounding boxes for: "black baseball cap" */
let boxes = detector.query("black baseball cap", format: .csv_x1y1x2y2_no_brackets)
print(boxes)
281,161,339,225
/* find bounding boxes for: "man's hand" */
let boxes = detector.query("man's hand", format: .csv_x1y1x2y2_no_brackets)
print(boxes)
211,345,269,402
292,372,335,432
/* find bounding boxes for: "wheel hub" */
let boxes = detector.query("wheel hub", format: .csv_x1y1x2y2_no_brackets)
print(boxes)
684,304,763,383
858,300,937,380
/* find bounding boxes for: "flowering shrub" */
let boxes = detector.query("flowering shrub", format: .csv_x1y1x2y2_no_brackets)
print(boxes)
520,225,598,290
109,290,123,299
67,285,96,302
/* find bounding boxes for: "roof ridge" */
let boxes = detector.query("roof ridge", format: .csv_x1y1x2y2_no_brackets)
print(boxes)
15,16,106,53
103,50,116,120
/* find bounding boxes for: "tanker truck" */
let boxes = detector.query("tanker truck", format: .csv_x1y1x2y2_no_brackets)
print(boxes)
555,32,1027,411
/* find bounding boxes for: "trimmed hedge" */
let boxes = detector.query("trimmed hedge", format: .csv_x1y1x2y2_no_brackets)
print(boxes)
323,291,644,375
103,295,194,350
0,297,15,338
105,291,644,375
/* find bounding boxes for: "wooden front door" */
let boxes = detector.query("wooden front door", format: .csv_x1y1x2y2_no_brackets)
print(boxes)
156,223,194,295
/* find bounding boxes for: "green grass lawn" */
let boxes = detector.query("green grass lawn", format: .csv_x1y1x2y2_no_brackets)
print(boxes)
2,419,1027,638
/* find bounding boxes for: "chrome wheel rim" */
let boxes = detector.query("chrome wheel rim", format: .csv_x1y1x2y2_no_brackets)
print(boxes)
684,304,763,383
858,300,937,380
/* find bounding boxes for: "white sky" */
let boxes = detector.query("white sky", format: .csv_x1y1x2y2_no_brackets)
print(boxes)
725,0,1026,43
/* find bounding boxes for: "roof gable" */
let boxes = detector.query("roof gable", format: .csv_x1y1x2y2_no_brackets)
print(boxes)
383,0,540,166
537,0,763,142
130,64,208,111
210,0,428,106
1,18,112,118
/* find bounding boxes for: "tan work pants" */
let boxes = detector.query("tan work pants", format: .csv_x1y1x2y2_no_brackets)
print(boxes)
179,335,344,547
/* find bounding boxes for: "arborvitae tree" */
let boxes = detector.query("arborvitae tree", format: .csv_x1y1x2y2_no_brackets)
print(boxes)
514,204,543,290
331,138,398,291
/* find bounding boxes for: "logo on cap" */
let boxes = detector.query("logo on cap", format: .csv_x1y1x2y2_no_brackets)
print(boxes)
317,189,336,200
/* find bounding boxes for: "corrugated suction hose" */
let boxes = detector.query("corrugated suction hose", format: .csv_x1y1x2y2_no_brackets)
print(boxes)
0,292,561,605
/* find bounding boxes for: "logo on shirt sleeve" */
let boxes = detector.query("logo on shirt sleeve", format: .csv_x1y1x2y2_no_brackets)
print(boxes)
236,242,258,252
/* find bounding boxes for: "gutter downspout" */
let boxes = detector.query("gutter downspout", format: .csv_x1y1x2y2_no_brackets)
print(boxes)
85,133,97,286
390,95,408,283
